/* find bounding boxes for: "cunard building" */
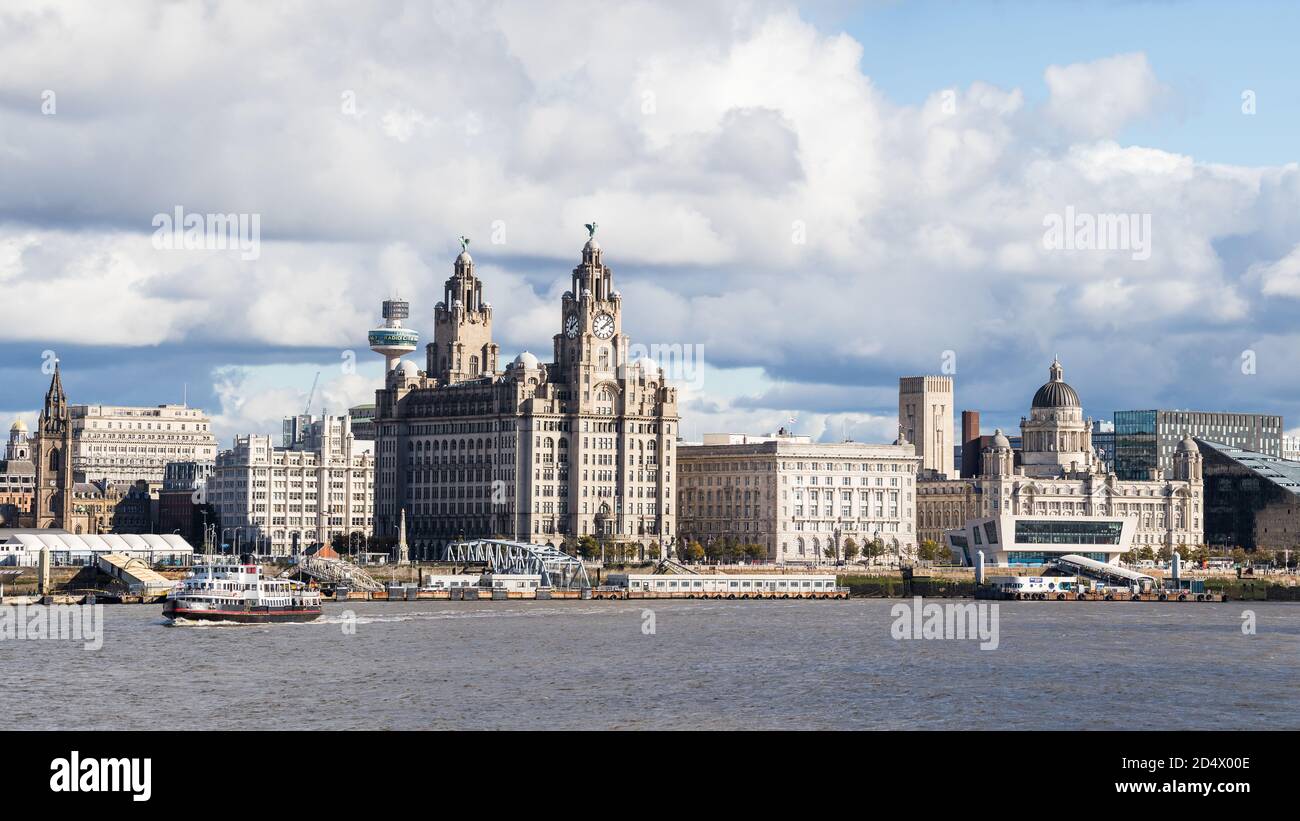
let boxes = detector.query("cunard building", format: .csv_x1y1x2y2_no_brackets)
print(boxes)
372,230,679,558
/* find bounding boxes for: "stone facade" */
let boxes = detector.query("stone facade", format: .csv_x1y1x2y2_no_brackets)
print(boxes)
678,432,920,565
372,233,679,558
69,403,218,485
918,359,1205,554
0,421,35,526
899,375,954,478
916,478,977,545
211,414,374,555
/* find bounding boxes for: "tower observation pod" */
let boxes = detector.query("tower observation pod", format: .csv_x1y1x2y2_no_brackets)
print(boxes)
368,299,419,372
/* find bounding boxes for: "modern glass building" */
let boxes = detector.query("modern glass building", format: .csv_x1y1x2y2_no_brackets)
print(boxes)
1091,420,1115,471
945,513,1133,566
1114,410,1283,481
1198,440,1300,552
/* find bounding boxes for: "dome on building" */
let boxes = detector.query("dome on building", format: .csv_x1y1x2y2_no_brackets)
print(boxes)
456,249,472,265
10,419,27,433
991,428,1011,449
398,360,419,378
1177,433,1197,453
512,351,540,369
583,237,601,254
1031,357,1081,409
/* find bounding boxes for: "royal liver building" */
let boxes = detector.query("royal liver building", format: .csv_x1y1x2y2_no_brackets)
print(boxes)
372,230,679,558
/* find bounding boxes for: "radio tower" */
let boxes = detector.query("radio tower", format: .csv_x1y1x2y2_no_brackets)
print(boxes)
368,298,419,372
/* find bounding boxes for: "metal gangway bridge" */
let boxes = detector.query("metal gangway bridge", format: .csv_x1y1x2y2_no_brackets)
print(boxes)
656,557,699,575
280,555,384,591
443,539,591,590
1055,553,1156,588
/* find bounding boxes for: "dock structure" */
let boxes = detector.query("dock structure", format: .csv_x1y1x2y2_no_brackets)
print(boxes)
600,572,847,600
325,544,848,602
331,584,848,602
977,587,1225,602
974,552,1225,602
96,553,175,599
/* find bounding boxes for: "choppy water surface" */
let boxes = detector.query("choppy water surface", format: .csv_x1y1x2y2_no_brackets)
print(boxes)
7,599,1299,730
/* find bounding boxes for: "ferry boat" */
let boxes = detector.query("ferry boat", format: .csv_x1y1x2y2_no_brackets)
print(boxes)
163,559,323,623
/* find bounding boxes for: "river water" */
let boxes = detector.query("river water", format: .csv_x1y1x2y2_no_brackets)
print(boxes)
7,599,1298,730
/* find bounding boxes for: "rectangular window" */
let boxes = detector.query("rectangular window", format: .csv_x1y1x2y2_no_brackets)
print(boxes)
1013,519,1124,545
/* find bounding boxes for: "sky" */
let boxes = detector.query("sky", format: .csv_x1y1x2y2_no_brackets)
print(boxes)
2,0,1299,447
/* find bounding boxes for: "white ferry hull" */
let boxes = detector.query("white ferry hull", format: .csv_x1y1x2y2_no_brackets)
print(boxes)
163,598,322,623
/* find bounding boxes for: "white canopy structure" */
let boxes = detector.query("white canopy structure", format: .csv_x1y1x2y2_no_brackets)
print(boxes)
0,531,193,567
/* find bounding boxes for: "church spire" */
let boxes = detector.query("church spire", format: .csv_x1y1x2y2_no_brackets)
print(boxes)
42,360,67,433
34,358,72,529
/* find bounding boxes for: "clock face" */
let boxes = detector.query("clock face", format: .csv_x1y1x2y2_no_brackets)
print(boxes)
564,314,579,339
593,312,615,339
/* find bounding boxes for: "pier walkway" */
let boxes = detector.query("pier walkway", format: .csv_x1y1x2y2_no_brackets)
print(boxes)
657,558,699,575
281,556,383,591
1055,553,1156,587
444,539,591,590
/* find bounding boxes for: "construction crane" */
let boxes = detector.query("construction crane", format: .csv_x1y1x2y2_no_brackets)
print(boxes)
304,371,320,416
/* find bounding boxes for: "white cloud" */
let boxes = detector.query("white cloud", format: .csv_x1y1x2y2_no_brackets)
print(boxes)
1253,243,1300,298
0,2,1296,439
209,363,382,445
1045,52,1167,140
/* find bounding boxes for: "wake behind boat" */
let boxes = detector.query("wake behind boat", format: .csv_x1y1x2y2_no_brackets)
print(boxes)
164,558,323,624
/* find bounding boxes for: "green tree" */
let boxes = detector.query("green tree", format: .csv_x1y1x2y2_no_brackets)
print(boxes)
645,541,661,561
864,538,887,565
917,539,946,562
743,542,766,562
682,540,705,563
576,535,600,559
726,537,741,562
842,536,859,563
702,539,722,563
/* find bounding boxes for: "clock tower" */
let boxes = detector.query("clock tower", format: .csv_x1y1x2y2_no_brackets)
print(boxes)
554,224,625,392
